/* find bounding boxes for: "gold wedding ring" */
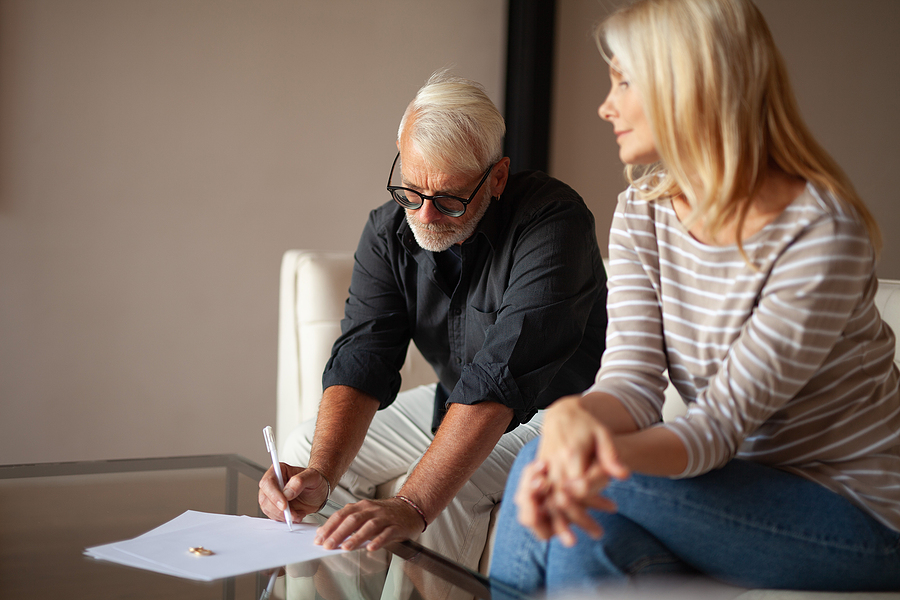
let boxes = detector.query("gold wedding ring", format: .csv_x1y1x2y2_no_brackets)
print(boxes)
189,546,214,556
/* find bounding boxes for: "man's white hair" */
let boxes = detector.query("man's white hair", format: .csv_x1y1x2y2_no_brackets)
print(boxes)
398,70,505,175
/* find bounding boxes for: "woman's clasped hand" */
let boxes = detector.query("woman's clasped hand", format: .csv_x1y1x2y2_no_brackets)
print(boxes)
514,396,627,547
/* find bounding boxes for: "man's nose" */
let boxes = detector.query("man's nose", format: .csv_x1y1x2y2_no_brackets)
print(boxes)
416,199,443,223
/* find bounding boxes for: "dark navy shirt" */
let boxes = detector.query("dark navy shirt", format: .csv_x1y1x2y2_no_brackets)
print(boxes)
322,170,608,431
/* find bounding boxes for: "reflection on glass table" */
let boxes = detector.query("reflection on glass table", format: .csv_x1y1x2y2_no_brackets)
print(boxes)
270,497,528,600
0,455,529,600
0,455,268,600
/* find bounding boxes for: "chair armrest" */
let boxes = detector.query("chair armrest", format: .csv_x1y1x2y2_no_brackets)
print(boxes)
276,250,355,446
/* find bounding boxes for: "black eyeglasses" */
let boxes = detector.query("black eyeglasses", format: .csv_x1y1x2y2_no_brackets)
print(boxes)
386,152,494,218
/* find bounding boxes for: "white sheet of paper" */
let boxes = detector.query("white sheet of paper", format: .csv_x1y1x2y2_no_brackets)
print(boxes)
85,511,228,578
85,510,348,581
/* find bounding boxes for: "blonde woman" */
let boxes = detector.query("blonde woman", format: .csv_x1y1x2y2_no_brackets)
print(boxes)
489,0,900,594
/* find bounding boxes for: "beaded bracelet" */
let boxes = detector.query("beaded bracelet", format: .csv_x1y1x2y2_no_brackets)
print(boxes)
395,495,428,532
308,467,332,512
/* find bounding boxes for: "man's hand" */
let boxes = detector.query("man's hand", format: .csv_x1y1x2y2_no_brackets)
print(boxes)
258,463,330,523
313,497,426,552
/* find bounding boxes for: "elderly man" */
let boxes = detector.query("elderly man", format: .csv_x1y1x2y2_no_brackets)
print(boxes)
259,71,607,578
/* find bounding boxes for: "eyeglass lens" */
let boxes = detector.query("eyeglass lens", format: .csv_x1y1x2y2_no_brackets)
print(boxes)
390,189,466,216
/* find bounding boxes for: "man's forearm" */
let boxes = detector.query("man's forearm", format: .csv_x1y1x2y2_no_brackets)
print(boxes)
396,401,514,524
308,384,380,487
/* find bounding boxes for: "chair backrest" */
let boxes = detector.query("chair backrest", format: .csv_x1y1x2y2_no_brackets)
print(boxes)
276,250,434,446
875,278,900,365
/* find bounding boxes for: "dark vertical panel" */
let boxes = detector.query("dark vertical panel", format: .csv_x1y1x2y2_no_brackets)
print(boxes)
504,0,556,173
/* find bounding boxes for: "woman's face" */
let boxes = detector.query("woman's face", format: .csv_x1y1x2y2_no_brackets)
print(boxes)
598,59,660,165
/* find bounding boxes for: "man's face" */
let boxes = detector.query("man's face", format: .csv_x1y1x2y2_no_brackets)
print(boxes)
398,145,493,253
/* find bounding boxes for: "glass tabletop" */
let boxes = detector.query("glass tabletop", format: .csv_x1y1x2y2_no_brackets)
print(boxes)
0,455,528,600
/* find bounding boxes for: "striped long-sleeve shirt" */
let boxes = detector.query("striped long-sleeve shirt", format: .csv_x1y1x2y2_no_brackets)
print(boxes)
588,183,900,532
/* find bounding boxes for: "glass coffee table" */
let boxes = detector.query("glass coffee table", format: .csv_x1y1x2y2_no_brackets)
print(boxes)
0,455,528,600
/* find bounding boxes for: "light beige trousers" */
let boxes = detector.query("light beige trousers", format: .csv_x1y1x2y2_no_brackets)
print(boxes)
281,383,543,600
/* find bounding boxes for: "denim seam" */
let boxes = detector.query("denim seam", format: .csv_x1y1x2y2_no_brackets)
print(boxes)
625,553,683,576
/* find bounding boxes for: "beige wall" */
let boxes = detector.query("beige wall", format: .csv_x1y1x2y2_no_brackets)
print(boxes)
552,0,900,280
3,0,898,468
0,0,506,466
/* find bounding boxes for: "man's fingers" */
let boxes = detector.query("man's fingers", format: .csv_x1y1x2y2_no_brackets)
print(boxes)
366,527,399,552
283,466,317,501
314,509,346,549
339,519,380,551
313,495,432,553
259,466,290,512
316,503,377,550
258,488,285,521
314,499,418,551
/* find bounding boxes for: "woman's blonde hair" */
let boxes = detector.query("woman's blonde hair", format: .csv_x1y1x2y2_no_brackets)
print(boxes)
597,0,880,256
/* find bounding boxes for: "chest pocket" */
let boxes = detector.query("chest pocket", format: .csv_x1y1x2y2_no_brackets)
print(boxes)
464,305,499,357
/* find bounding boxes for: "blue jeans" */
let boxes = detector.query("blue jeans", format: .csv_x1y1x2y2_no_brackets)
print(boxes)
489,438,900,596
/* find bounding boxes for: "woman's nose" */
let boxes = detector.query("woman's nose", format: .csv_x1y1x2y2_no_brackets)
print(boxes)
599,91,615,121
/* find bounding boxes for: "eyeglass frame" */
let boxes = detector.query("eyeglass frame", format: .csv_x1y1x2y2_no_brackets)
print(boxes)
386,151,495,218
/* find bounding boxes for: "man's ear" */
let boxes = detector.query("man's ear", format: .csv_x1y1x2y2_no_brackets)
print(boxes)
491,157,511,198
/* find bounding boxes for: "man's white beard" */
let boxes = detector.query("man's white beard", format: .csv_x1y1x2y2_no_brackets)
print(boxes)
405,194,492,252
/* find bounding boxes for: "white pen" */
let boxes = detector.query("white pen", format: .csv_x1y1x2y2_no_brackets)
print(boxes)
263,425,293,531
259,569,278,600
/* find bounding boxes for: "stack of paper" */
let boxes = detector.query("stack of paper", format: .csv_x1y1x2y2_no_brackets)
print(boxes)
85,510,348,581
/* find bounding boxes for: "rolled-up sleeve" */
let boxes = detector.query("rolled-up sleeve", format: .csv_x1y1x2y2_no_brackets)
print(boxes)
322,209,413,408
